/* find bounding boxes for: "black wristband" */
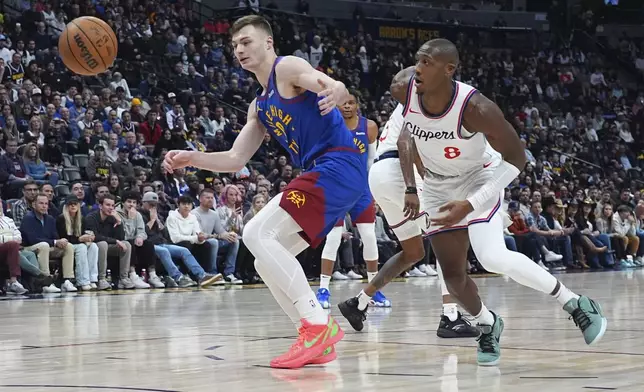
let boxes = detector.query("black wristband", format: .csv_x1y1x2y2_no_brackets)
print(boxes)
405,187,417,195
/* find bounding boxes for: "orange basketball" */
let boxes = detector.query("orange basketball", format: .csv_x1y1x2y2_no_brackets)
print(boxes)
58,16,118,76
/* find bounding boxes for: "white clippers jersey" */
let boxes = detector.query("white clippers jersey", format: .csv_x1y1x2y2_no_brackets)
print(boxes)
376,104,404,156
402,79,501,176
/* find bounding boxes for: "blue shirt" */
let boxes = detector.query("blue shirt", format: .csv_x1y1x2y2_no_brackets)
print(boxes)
19,211,59,247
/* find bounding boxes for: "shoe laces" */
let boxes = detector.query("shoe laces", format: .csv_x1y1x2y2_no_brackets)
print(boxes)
476,329,497,353
569,308,591,332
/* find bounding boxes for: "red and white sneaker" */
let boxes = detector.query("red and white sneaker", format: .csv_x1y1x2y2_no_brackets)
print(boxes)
270,317,344,369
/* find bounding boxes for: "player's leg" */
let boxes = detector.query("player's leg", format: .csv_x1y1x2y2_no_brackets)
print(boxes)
317,223,344,309
430,229,503,366
468,212,607,346
355,222,391,307
243,194,344,369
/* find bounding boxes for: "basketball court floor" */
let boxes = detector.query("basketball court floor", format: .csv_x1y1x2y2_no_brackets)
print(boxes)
0,270,642,392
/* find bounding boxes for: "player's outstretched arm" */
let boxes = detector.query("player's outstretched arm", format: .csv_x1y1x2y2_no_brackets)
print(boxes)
462,93,528,211
390,66,415,105
164,100,266,173
278,56,348,115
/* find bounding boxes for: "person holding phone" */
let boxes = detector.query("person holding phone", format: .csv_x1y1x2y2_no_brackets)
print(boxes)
215,185,243,284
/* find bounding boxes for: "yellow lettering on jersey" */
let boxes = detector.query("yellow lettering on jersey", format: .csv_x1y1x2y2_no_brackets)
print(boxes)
353,138,366,154
266,105,295,138
288,140,299,154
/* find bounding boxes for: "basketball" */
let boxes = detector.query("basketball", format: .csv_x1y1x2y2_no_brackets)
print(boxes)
58,16,118,76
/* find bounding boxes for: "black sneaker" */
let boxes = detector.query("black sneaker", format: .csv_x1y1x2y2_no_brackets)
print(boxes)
437,312,481,338
338,297,368,332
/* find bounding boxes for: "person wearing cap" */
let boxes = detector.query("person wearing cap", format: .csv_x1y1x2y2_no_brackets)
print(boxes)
111,146,135,179
20,192,77,292
139,191,222,288
86,144,112,182
542,197,574,269
56,196,103,291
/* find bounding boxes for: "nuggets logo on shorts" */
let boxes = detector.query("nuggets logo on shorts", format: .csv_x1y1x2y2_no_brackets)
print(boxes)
286,190,306,208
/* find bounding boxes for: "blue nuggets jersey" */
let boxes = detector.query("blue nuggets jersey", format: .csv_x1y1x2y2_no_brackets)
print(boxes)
349,116,370,168
255,56,364,169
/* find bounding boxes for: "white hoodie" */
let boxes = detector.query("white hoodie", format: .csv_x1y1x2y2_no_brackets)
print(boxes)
166,210,203,244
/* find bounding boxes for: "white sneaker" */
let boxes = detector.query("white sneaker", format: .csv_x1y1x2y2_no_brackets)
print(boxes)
43,283,61,293
418,264,438,276
403,271,410,278
226,274,243,284
117,277,135,289
61,280,78,292
89,282,98,290
7,281,27,295
148,274,165,288
129,272,151,289
408,267,427,277
80,285,92,291
97,279,111,290
346,270,363,280
332,271,349,280
545,251,564,263
634,256,644,267
537,260,550,271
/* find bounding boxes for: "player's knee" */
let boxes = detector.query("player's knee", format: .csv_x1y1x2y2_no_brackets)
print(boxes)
401,236,425,263
357,224,378,260
321,226,343,260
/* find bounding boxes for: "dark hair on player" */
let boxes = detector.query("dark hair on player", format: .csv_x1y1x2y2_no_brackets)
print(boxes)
230,15,273,38
347,89,361,102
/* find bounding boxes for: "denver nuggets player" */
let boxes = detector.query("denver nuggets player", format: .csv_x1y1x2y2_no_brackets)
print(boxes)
164,15,367,369
339,103,479,339
317,91,391,309
339,38,607,366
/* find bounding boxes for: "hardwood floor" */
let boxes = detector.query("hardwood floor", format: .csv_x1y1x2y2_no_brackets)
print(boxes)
0,269,642,392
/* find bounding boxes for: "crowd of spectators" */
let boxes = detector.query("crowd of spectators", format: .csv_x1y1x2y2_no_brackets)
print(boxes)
0,0,642,295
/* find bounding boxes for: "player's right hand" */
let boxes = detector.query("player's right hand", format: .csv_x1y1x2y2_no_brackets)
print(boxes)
163,150,192,173
403,194,420,219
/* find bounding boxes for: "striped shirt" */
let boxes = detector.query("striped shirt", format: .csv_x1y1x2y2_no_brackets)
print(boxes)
0,215,22,243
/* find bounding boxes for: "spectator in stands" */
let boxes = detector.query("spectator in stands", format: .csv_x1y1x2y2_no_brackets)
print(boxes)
105,133,119,163
0,206,27,294
112,147,134,179
214,185,242,283
167,195,218,277
41,183,60,218
41,134,63,167
83,194,135,289
612,205,640,265
525,200,565,268
139,191,221,287
117,191,158,288
139,109,162,146
11,180,39,227
0,138,28,197
577,198,614,268
86,145,111,182
23,142,58,185
542,197,574,269
56,196,101,291
242,194,266,224
20,192,76,292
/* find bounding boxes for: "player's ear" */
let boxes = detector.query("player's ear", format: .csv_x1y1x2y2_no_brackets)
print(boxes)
445,63,457,78
266,36,274,50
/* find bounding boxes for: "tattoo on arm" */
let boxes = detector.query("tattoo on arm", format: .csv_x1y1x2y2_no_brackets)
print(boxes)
397,124,417,188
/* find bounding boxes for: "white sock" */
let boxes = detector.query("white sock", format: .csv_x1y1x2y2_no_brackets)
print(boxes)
443,303,458,322
294,292,328,325
553,282,579,306
367,271,377,283
474,303,495,326
320,274,331,290
357,290,371,311
149,270,157,278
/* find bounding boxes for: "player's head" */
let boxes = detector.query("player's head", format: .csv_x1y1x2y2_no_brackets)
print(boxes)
230,15,274,71
414,38,459,93
339,90,359,119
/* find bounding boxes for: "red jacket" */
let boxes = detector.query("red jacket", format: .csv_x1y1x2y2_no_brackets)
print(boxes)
138,121,162,145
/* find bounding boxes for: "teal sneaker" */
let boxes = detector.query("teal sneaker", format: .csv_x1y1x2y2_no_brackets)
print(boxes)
563,295,607,345
476,312,504,366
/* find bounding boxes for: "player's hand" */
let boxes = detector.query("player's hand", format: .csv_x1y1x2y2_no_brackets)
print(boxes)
317,79,345,116
430,200,474,227
403,194,420,219
163,150,192,173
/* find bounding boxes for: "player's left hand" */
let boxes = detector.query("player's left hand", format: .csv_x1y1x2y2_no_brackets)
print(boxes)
317,79,345,116
431,200,474,227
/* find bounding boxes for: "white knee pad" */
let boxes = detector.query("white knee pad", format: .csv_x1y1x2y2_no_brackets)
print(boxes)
321,226,343,260
356,223,378,261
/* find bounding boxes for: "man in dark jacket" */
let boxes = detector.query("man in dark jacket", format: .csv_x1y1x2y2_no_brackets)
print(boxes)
83,194,135,289
20,193,76,291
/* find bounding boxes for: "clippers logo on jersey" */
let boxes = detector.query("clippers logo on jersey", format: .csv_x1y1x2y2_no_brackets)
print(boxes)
405,121,456,141
262,104,300,155
285,190,306,208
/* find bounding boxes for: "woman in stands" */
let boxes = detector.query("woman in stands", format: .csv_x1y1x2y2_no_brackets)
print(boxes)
243,194,267,225
56,196,100,291
23,142,59,185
